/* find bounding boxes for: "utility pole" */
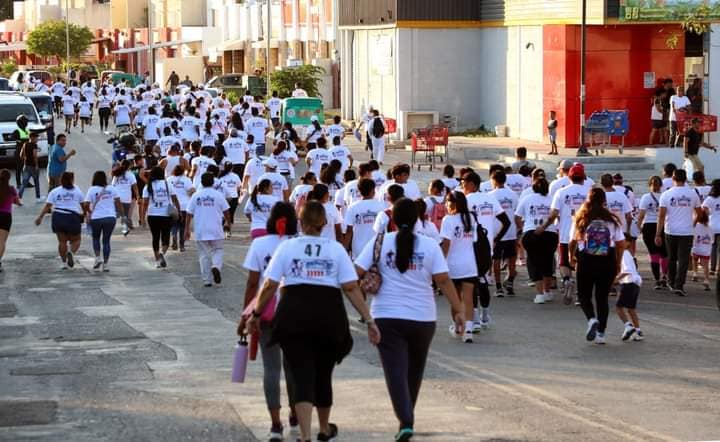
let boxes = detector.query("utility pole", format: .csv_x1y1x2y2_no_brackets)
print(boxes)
147,0,155,83
578,0,589,155
65,0,70,82
266,0,272,98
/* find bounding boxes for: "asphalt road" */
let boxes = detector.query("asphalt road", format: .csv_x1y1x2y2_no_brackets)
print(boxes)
1,122,719,441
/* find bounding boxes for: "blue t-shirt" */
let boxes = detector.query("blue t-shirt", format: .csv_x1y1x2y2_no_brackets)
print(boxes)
48,144,66,178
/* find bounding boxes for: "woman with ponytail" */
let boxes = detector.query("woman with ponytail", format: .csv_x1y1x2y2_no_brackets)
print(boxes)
355,198,464,442
238,202,299,440
244,179,279,239
306,183,342,241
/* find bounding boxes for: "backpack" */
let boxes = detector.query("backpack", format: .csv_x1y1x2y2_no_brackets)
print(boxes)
371,117,385,138
429,197,447,230
471,214,492,277
584,220,612,256
385,208,396,232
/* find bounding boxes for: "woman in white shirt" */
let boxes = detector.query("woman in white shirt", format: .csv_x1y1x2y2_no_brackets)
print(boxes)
637,176,667,289
244,179,280,239
355,198,463,441
289,172,317,206
307,184,342,242
34,171,86,269
167,164,195,252
515,178,558,304
440,191,477,343
703,180,720,275
111,160,138,235
218,162,242,236
142,166,181,268
85,171,122,271
245,201,377,442
569,188,626,345
271,140,299,187
237,202,299,442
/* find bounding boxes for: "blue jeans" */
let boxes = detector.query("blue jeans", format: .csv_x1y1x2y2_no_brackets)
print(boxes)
18,166,40,198
90,217,116,262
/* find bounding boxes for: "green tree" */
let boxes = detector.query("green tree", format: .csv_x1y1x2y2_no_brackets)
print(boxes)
270,64,325,98
26,20,94,62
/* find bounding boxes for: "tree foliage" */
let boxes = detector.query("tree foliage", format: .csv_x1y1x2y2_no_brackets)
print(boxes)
666,5,711,49
270,64,325,98
26,20,94,61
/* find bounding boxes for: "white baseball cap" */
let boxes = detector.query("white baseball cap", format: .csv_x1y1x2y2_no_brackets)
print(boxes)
310,115,319,122
262,157,279,169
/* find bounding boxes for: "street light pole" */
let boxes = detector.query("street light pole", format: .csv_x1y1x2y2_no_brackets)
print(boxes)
578,0,589,155
147,0,155,83
267,0,272,98
65,0,70,82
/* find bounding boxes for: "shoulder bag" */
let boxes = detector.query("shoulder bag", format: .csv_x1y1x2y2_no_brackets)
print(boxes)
359,233,384,295
163,180,179,222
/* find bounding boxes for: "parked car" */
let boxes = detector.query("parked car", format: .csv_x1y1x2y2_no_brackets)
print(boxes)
206,74,267,97
0,92,49,167
0,79,9,91
8,70,52,90
24,92,55,146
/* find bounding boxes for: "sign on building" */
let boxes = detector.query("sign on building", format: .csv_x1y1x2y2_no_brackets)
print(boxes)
620,0,720,21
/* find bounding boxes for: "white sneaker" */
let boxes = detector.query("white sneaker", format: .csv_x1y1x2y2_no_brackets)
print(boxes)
544,292,555,302
472,322,483,333
155,260,162,268
533,294,546,304
463,329,473,343
102,262,109,272
586,318,599,341
93,257,102,270
595,332,606,345
632,330,644,341
621,324,635,341
448,324,458,338
472,308,481,324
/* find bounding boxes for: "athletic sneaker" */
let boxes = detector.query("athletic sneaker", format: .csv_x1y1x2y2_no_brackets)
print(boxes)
395,428,414,442
211,267,222,284
203,282,212,287
704,280,711,291
102,262,109,272
155,260,162,269
159,253,167,268
533,294,546,304
674,287,687,297
289,414,299,435
317,423,338,442
171,237,178,251
494,287,505,298
268,424,283,442
448,324,459,338
632,330,644,341
527,281,535,287
621,324,636,341
503,279,515,296
653,280,663,290
595,332,606,345
544,292,555,302
480,317,491,329
586,318,599,341
691,272,698,282
463,328,473,343
122,226,129,236
66,251,74,268
93,257,102,270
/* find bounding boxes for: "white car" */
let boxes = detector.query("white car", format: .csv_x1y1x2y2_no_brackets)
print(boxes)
0,92,49,167
8,70,52,91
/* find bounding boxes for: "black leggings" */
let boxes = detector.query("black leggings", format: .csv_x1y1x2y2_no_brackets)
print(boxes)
147,215,172,253
280,335,337,407
98,107,111,129
473,279,490,309
641,223,666,257
227,197,239,225
522,230,559,282
376,319,435,429
576,251,616,333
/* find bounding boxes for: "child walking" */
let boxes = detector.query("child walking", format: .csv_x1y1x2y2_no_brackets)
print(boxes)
547,110,558,155
615,249,644,341
691,210,713,291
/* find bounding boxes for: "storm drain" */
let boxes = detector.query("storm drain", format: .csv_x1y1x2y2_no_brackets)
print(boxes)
0,400,58,427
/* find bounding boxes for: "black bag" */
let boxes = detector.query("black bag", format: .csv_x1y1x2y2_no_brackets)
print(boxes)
371,117,385,138
471,214,492,277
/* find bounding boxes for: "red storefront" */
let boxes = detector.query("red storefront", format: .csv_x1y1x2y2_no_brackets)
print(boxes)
543,24,686,147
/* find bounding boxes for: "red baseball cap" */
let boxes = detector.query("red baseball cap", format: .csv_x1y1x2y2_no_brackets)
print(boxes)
568,163,585,178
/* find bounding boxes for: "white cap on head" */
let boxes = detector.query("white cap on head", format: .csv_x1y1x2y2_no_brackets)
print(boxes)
262,157,279,169
310,115,319,122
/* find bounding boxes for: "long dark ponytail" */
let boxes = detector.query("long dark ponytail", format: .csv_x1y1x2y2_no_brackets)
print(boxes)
447,191,472,232
251,179,272,210
392,198,418,273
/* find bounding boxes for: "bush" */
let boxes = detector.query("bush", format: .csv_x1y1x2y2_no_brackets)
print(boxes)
270,64,325,98
0,59,16,78
225,90,240,105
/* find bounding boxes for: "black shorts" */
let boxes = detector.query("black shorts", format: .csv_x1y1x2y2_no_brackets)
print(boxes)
452,277,477,286
51,211,82,235
652,120,666,129
616,283,640,309
492,239,517,260
0,212,11,231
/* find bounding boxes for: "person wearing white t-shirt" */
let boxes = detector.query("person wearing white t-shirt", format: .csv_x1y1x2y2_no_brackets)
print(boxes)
142,167,181,269
569,188,627,345
34,172,86,269
702,181,720,273
656,169,701,296
218,164,242,236
691,211,713,291
601,174,633,238
241,155,265,194
328,137,353,174
378,164,421,204
440,191,478,342
488,170,519,296
111,162,138,235
304,184,341,241
354,198,463,440
181,112,201,144
291,83,308,98
167,165,195,252
266,91,282,127
615,249,644,342
244,178,280,238
113,100,132,128
326,115,345,141
515,178,558,304
61,92,76,132
669,85,691,147
85,171,122,271
257,158,289,201
245,200,377,442
460,172,510,244
271,140,299,186
189,149,217,189
368,110,387,164
637,176,667,289
223,129,249,175
343,178,385,257
246,107,269,156
185,173,231,287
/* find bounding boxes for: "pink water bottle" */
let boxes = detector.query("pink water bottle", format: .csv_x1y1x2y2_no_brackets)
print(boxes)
231,338,249,383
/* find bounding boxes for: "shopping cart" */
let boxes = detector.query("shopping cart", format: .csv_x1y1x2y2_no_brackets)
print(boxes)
411,125,449,171
584,110,629,155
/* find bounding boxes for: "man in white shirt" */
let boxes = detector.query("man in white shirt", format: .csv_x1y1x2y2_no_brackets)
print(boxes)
223,129,249,175
326,115,345,141
291,82,308,98
377,164,421,203
601,174,633,237
344,178,386,257
488,170,519,296
669,85,691,147
185,173,231,287
266,91,282,128
246,107,270,156
257,157,289,201
656,169,702,296
461,172,511,244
